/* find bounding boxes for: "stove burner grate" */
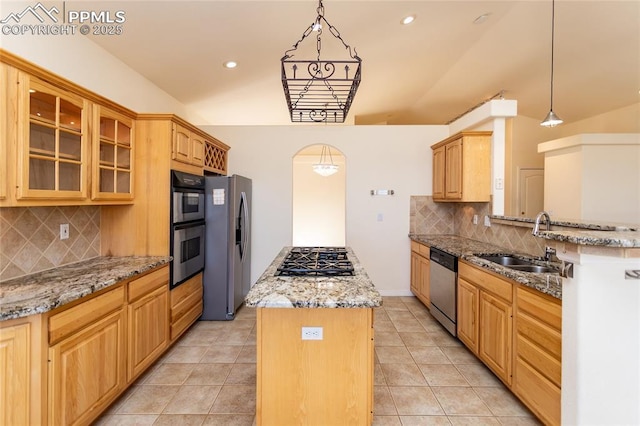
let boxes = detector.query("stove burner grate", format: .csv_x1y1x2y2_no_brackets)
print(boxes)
276,247,354,276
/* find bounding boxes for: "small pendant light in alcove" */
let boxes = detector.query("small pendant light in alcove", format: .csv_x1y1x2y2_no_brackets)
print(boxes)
541,0,564,127
312,145,339,177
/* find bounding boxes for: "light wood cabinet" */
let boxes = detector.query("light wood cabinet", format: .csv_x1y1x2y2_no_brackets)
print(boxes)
478,290,512,383
431,131,492,202
457,277,479,353
410,242,431,307
256,307,374,425
48,287,126,426
126,266,169,382
172,123,205,169
458,261,513,385
204,138,228,175
170,272,203,342
92,106,134,201
0,322,30,426
1,50,137,207
513,285,562,426
17,73,89,201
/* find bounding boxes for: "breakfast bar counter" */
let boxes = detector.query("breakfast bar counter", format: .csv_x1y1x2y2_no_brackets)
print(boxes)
246,246,380,426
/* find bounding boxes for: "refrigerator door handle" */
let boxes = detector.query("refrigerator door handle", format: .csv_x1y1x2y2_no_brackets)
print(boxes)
239,191,249,261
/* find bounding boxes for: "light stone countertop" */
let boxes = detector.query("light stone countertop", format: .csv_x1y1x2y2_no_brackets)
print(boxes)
245,247,382,308
0,256,171,321
409,234,563,299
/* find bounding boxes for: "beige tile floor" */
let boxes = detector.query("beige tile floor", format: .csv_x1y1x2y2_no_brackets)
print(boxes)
95,296,541,426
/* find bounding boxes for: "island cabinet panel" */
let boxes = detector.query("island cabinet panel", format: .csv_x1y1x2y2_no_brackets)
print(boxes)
513,286,562,426
410,241,431,306
256,307,374,426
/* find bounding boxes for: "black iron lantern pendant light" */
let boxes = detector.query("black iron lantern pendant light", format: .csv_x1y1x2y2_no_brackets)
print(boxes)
541,0,563,127
281,0,362,123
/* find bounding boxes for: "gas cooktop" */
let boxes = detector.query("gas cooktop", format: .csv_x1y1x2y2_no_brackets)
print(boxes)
275,247,355,277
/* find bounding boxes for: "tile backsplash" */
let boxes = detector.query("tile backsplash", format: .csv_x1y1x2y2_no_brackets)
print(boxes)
410,196,546,257
0,206,100,281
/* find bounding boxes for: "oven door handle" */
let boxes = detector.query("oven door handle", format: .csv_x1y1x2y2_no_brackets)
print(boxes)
173,220,205,231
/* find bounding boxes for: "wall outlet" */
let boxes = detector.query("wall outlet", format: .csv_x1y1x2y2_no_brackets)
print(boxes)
60,223,69,240
301,326,323,340
377,213,383,222
484,216,491,227
473,214,478,225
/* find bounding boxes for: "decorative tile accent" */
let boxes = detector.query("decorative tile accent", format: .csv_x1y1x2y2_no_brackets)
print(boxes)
0,206,101,281
409,196,546,257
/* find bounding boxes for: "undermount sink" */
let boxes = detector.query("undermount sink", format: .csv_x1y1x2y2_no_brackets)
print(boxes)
478,255,533,266
505,264,558,274
477,255,559,274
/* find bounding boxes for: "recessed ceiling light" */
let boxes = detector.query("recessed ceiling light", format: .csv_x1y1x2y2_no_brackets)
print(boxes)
401,15,415,25
473,13,491,24
223,61,237,69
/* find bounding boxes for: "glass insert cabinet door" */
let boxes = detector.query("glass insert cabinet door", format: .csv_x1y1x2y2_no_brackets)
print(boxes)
92,106,134,200
18,76,88,200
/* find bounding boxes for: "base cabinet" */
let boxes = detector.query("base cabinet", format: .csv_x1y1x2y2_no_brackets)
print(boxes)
513,286,562,426
0,322,31,426
170,273,203,342
256,308,373,426
48,309,125,426
457,262,513,386
410,241,431,306
127,266,170,382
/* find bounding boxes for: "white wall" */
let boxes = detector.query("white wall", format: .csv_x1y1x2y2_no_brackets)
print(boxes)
206,125,448,295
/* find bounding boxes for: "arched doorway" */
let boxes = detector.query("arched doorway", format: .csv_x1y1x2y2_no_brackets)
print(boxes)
292,144,346,246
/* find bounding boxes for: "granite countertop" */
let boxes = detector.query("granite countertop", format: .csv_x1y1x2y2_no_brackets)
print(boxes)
245,247,382,308
0,256,171,321
492,215,640,247
409,234,563,299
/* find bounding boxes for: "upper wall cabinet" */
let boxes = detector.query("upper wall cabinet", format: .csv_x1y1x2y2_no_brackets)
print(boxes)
1,50,138,206
18,74,89,200
172,123,204,168
431,131,492,202
92,106,134,201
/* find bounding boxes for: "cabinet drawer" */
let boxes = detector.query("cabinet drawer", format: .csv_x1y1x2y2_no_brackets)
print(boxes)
411,241,430,258
171,273,202,310
516,311,561,361
516,286,561,330
459,262,513,303
49,286,125,345
516,333,561,386
128,266,169,303
513,357,561,426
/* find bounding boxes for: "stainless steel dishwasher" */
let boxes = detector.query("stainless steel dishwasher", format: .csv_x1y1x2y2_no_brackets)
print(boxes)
429,247,458,336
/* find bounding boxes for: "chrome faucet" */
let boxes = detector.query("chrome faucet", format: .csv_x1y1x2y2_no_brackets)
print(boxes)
533,211,551,235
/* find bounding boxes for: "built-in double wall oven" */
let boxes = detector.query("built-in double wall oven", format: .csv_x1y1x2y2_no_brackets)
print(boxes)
170,170,205,289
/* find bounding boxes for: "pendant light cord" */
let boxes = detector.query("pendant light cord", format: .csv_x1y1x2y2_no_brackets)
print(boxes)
549,0,556,110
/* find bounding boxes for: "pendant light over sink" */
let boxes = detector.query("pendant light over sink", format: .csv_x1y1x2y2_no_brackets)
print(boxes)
281,0,362,123
313,145,339,177
541,0,563,127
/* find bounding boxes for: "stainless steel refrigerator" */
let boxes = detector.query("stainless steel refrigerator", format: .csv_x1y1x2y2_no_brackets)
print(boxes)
202,174,252,320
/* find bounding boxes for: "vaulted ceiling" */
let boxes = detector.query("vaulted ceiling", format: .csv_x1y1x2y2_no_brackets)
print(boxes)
85,0,640,125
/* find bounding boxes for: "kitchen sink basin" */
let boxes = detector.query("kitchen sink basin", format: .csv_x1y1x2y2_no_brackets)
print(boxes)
477,255,558,274
504,264,558,274
477,255,535,266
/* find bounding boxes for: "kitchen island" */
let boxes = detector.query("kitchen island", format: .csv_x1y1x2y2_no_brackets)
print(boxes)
245,247,381,426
